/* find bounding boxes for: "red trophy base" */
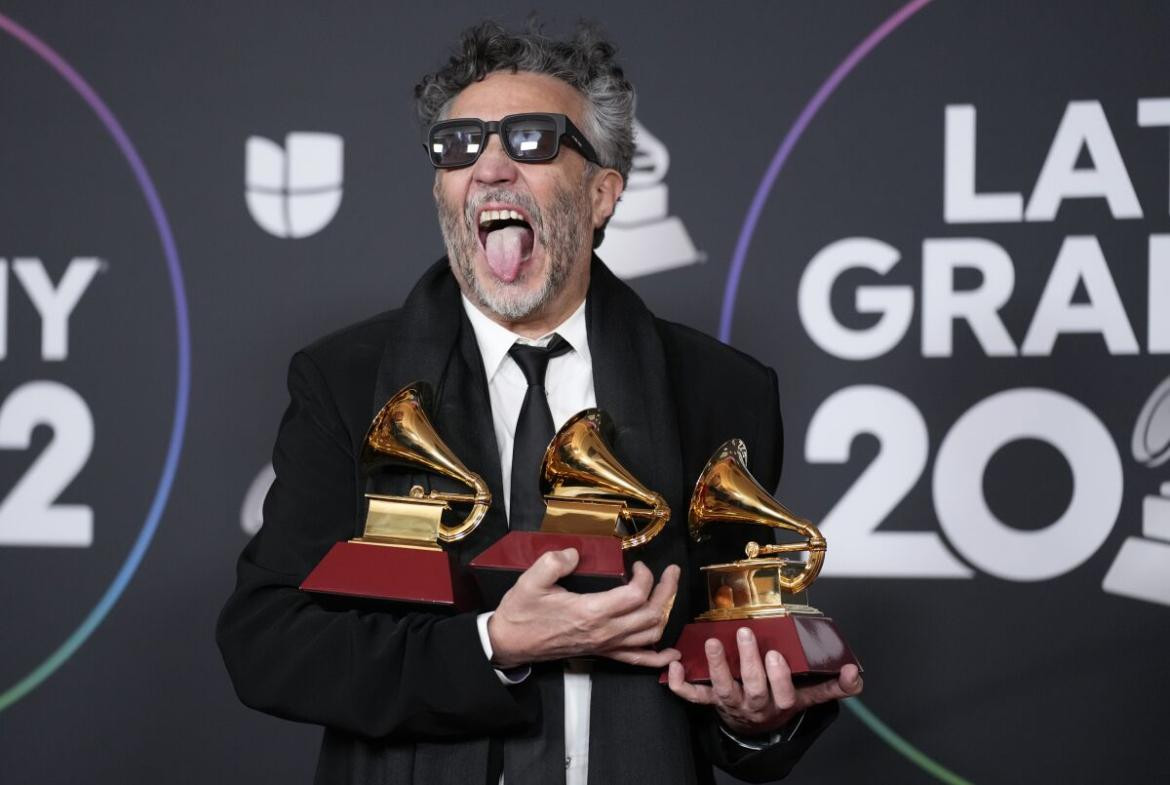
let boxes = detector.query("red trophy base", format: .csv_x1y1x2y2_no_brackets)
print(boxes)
300,541,477,610
661,614,860,683
470,531,626,604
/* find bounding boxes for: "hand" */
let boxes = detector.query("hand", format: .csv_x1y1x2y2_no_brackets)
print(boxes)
487,548,681,669
666,626,863,737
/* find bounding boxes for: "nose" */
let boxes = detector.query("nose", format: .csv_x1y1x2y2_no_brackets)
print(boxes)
471,132,519,187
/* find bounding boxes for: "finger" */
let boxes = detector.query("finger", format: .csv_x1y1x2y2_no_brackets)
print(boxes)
666,660,716,705
793,665,864,709
603,592,679,645
839,664,864,696
625,561,654,601
606,621,669,648
603,646,681,668
764,650,796,711
519,548,580,591
590,605,673,651
584,562,654,618
603,565,682,645
605,607,683,647
647,564,681,622
705,638,742,706
736,628,769,710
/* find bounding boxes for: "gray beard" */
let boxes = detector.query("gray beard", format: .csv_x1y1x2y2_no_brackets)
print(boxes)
436,183,590,321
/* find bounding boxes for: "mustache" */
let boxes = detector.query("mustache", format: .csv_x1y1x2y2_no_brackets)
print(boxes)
463,190,543,231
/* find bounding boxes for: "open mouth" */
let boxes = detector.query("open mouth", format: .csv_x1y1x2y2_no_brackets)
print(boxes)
477,207,535,282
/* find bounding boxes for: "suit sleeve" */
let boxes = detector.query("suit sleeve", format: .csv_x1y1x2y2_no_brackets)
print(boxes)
697,365,839,782
215,351,537,740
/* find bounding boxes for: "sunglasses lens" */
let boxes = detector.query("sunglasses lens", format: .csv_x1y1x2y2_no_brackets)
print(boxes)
503,116,559,161
430,124,484,167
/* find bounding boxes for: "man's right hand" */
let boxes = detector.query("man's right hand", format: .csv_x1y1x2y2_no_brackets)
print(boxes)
487,548,681,670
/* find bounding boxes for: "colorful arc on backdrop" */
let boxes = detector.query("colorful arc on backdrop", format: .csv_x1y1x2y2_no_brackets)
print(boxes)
719,0,933,342
716,1,973,784
0,13,191,712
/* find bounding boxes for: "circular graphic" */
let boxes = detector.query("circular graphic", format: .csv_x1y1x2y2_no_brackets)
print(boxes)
714,1,973,783
0,14,191,712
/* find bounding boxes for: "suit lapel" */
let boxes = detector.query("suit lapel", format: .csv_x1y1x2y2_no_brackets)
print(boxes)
439,308,509,562
371,259,463,418
586,257,686,562
370,259,508,564
586,258,698,785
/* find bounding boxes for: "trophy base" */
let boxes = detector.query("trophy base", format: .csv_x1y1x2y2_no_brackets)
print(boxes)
661,613,860,683
470,531,626,605
301,540,477,610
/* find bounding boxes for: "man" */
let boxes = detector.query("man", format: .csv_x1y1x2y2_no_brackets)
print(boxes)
217,20,862,785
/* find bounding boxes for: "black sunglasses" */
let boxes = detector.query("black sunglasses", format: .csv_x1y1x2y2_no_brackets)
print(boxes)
425,112,601,169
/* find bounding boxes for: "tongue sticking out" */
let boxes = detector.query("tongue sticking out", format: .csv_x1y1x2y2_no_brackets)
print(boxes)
484,225,534,283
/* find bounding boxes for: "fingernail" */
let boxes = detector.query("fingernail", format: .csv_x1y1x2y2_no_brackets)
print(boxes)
737,627,751,642
705,639,720,653
767,651,780,666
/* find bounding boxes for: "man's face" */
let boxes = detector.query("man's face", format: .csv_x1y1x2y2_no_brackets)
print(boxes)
433,71,606,322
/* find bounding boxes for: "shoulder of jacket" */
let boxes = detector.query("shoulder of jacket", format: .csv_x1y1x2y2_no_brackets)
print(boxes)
654,318,774,385
299,309,396,360
288,308,401,391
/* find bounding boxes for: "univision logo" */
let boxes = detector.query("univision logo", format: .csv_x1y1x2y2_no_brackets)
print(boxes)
245,132,343,239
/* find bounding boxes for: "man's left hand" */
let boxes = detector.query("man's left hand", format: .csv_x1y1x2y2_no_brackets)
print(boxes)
665,626,863,738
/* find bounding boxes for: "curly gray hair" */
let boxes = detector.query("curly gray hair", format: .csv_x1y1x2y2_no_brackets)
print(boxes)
414,20,637,185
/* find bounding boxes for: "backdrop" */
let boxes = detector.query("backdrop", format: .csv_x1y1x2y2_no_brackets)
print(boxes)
2,2,1167,783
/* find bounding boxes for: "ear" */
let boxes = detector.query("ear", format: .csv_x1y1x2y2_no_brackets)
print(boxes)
590,168,625,229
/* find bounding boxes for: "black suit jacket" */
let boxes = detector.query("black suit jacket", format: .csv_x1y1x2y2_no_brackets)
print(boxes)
216,258,836,785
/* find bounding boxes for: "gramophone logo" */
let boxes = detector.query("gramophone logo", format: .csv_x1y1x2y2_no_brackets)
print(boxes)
597,120,703,279
1103,377,1170,606
245,132,344,239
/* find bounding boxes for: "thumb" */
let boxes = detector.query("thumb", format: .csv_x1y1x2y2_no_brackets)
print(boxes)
523,547,580,588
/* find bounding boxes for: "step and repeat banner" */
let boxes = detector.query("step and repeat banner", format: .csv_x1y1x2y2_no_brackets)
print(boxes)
1,2,1166,783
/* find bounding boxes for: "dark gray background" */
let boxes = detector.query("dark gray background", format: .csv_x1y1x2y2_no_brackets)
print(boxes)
1,2,1167,783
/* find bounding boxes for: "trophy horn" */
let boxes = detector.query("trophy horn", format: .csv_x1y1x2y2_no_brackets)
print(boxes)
540,409,670,549
361,382,490,543
689,439,826,593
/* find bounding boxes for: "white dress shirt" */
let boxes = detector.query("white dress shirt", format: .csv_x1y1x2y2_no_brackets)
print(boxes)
462,294,595,784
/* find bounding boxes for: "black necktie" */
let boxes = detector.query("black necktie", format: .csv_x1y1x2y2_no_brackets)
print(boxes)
508,334,571,531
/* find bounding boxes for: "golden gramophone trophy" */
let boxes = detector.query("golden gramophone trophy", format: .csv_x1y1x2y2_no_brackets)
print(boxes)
470,409,669,598
300,382,489,609
664,439,859,682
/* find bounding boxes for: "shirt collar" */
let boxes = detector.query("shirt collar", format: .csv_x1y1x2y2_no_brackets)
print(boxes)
461,294,590,382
